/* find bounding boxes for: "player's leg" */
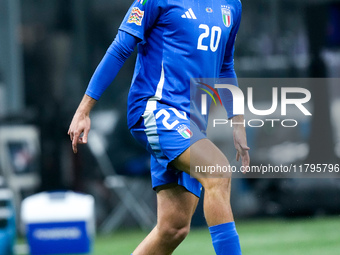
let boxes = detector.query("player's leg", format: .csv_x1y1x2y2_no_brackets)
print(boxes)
129,107,215,254
132,184,199,255
172,138,241,255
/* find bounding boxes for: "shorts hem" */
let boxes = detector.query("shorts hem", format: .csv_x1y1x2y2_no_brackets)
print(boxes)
168,136,207,164
152,182,201,198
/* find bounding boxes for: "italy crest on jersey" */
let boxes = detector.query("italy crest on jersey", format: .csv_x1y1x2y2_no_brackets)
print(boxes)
221,8,231,27
127,7,144,26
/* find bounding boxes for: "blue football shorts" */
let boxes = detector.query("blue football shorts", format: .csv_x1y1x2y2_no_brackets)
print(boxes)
130,105,206,197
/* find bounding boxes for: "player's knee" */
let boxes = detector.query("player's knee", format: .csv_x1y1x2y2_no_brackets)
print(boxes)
201,177,231,193
157,222,190,244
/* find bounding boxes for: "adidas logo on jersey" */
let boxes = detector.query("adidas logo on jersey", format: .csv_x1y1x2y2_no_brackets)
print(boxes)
181,8,197,19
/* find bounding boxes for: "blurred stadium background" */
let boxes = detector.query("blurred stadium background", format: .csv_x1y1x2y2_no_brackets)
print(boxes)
0,0,340,254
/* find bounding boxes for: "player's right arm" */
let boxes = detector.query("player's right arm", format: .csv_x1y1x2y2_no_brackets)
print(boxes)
68,0,163,153
68,94,96,154
68,31,139,153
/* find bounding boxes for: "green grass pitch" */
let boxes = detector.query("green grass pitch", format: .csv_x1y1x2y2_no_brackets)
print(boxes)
93,216,340,255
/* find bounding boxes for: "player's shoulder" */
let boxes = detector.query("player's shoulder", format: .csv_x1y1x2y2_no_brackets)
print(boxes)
227,0,242,17
230,0,242,10
134,0,168,16
141,0,167,7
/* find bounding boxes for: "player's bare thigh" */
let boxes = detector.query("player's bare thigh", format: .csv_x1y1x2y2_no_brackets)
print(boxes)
156,184,199,225
131,185,199,255
171,138,232,181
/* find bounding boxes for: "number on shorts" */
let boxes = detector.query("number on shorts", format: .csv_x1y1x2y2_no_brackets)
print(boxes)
155,108,187,130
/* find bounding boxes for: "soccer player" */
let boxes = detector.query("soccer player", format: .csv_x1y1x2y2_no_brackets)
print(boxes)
68,0,250,254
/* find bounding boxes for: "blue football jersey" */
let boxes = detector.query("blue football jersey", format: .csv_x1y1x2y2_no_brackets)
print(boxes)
119,0,242,129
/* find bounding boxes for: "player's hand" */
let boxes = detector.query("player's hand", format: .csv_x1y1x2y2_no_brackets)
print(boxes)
232,116,250,173
68,112,91,154
68,95,96,153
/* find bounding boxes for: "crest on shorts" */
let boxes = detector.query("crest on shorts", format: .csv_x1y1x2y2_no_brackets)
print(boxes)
127,7,144,26
221,8,231,27
176,124,193,139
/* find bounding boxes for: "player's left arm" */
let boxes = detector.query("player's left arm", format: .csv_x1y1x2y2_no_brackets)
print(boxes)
218,2,250,169
218,1,242,119
232,115,250,169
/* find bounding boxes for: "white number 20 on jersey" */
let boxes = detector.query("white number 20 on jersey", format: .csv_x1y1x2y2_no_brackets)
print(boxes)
197,24,222,52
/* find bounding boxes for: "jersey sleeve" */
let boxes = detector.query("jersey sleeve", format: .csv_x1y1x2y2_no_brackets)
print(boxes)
218,0,242,119
219,0,242,78
119,0,165,41
85,31,139,100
